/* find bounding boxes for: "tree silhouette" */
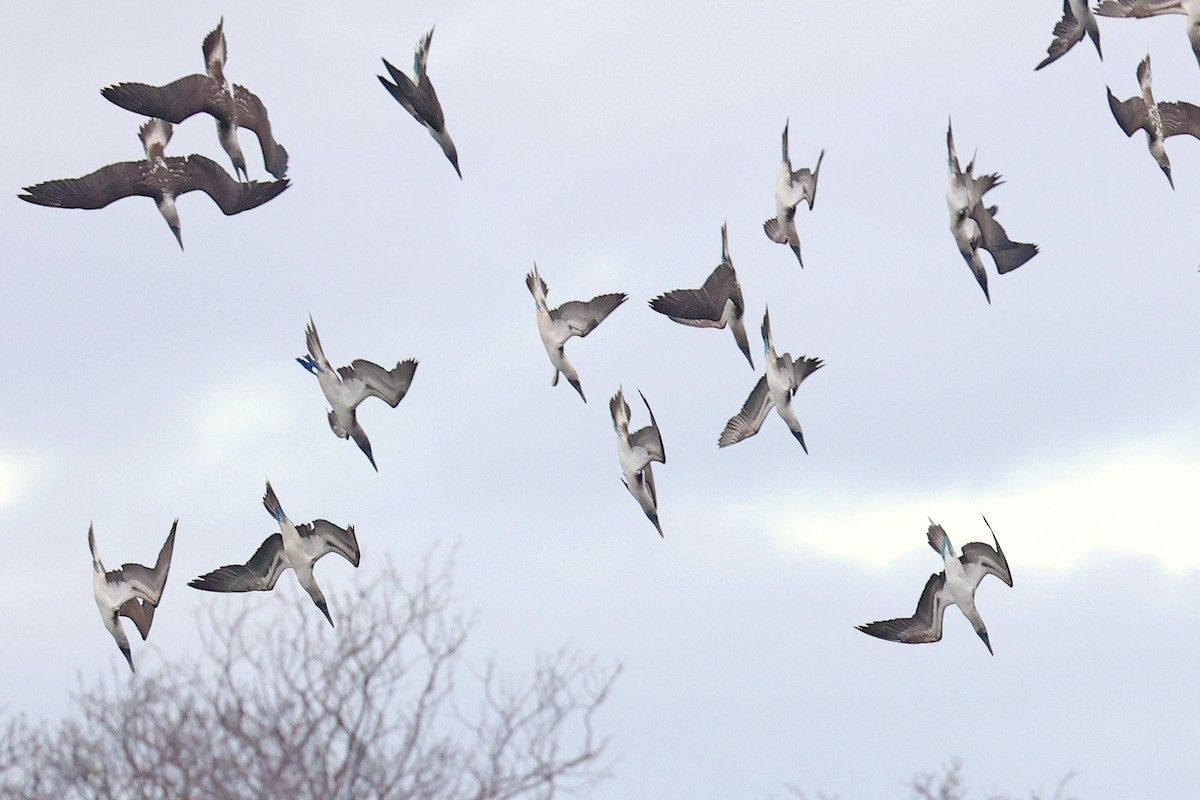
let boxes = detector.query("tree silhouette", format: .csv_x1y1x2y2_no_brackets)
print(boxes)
0,551,619,800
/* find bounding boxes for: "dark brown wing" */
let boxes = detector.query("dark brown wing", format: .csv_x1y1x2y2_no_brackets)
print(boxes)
649,263,737,326
174,155,290,214
857,573,948,645
188,533,288,593
1158,100,1200,139
118,599,155,640
102,75,227,124
232,85,289,178
18,161,152,209
1107,87,1150,136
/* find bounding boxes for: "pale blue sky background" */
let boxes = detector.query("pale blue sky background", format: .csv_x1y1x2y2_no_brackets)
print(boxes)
1,1,1197,797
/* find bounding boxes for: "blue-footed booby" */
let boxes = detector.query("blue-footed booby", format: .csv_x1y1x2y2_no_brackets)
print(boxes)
189,481,360,627
1095,0,1200,70
297,317,418,472
378,26,462,178
610,387,667,536
762,121,823,267
525,264,627,403
101,18,289,180
1036,0,1103,70
719,307,822,451
858,516,1013,654
90,520,177,672
1107,54,1200,188
18,118,289,249
649,223,754,368
945,119,1039,303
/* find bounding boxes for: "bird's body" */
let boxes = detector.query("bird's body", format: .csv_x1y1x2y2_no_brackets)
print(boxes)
858,517,1013,654
189,482,359,626
1037,0,1103,70
762,121,823,267
719,307,822,451
610,388,666,536
101,19,288,180
18,118,287,249
89,521,177,672
649,223,753,368
1107,54,1200,188
378,27,461,178
525,264,626,403
945,120,1039,302
1095,0,1200,70
298,317,418,471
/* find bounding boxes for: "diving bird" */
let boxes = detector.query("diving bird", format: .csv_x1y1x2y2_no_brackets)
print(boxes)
1107,54,1200,189
610,387,667,536
1095,0,1200,71
18,118,288,249
525,263,627,403
102,18,289,180
719,307,822,452
649,222,754,368
857,516,1013,655
378,26,461,178
189,481,359,627
90,520,177,672
762,120,823,267
1036,0,1103,70
945,119,1039,303
297,317,418,471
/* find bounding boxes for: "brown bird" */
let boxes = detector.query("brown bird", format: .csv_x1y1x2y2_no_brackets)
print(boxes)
102,17,289,180
19,119,289,249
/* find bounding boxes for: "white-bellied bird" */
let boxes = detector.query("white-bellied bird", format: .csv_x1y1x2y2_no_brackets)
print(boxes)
526,263,626,403
297,317,418,471
89,520,177,672
858,516,1013,654
189,482,360,626
610,387,667,536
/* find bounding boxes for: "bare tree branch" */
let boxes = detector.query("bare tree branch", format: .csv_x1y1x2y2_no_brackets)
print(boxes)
0,550,617,800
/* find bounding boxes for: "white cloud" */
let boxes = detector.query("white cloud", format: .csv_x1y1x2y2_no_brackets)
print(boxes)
0,449,52,514
748,428,1200,573
187,378,301,469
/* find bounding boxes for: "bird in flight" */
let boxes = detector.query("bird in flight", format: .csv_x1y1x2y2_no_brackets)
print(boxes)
610,387,667,536
102,17,289,180
858,516,1013,654
89,520,177,672
650,222,754,369
189,481,360,627
297,317,418,471
719,307,823,452
1107,54,1200,189
945,119,1039,302
379,26,462,178
18,118,288,249
763,120,823,267
526,263,626,403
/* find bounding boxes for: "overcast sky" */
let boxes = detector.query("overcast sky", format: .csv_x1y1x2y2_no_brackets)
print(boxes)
2,1,1198,797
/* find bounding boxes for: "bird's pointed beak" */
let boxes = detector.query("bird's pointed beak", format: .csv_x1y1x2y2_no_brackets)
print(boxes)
649,513,663,538
1164,164,1175,190
793,430,809,454
170,225,183,250
569,377,586,403
316,598,335,627
978,630,993,655
121,646,135,673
